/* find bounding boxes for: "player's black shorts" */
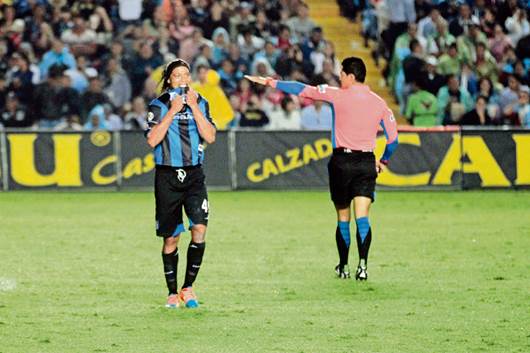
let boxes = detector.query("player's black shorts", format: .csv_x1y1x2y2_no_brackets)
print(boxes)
154,165,209,238
328,150,377,206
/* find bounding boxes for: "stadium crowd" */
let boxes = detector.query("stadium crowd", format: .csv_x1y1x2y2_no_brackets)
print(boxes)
0,0,340,131
345,0,530,127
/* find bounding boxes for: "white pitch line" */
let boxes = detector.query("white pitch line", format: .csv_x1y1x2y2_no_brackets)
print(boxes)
0,278,16,292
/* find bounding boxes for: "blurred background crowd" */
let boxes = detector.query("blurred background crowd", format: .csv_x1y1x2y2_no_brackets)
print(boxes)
0,0,528,131
0,0,339,131
350,0,530,127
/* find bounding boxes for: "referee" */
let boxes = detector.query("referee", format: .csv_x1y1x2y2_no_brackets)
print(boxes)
246,57,398,281
146,59,216,308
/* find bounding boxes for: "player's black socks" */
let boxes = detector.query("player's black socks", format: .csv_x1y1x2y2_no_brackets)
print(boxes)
162,248,179,295
336,221,351,267
355,217,372,267
182,241,206,289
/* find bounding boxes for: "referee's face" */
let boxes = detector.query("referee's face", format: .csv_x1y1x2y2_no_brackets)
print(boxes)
168,66,192,88
340,70,354,89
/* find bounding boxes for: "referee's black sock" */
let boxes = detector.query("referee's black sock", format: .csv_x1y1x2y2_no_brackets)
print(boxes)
182,241,206,289
336,221,351,267
162,248,179,295
355,217,372,268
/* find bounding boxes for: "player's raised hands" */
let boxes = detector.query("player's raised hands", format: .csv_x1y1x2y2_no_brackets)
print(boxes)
186,87,199,108
244,75,273,86
170,94,185,112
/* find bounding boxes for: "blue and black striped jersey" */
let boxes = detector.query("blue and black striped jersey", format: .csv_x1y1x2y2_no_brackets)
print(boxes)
146,87,216,167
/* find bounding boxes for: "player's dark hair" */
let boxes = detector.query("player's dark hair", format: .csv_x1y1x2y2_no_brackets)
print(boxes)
160,59,191,91
341,56,366,83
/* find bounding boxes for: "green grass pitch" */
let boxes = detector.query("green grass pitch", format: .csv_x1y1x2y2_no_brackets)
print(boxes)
0,191,529,353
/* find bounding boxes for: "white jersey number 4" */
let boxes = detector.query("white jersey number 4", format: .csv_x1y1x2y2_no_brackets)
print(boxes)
201,199,209,213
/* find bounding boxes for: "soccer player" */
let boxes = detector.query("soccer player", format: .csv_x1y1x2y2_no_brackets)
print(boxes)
145,59,216,308
245,57,398,280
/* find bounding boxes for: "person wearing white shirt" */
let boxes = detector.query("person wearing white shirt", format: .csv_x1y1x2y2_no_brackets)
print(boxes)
301,100,332,130
268,96,301,130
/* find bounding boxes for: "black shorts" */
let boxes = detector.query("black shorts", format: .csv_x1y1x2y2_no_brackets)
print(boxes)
328,151,377,206
154,165,209,238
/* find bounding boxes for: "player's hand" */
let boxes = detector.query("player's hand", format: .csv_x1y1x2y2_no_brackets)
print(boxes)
244,75,272,86
169,94,185,112
376,160,386,174
187,87,199,109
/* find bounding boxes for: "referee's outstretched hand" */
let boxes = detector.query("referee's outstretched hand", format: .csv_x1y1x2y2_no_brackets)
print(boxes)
244,75,272,86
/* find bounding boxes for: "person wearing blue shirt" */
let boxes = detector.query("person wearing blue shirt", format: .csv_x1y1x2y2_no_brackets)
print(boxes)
145,59,216,309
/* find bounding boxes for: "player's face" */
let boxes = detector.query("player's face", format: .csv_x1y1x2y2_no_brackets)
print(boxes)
168,66,191,88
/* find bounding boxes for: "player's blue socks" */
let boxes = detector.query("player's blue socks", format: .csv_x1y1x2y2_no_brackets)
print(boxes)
355,217,372,267
336,221,351,267
182,242,206,289
162,248,179,295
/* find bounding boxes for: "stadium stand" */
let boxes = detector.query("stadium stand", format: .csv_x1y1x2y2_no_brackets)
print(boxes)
338,0,530,127
0,0,352,131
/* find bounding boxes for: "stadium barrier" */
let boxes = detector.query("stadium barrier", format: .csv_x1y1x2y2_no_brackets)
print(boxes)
0,128,529,190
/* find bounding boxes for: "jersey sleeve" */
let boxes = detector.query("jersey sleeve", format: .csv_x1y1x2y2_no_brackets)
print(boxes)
379,107,399,164
273,80,340,103
144,98,167,138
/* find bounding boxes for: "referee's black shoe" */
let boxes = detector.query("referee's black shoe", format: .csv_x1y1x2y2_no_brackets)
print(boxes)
355,266,368,281
335,264,351,279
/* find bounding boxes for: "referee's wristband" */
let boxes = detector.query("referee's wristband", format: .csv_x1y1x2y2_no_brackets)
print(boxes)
379,159,389,166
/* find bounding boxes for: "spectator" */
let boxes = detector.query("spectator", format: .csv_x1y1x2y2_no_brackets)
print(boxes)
300,100,332,130
489,24,513,63
253,41,280,69
237,26,265,62
474,42,498,84
0,92,31,128
268,96,301,130
384,0,416,53
227,43,249,74
276,24,293,50
460,95,492,126
104,57,132,109
39,39,76,79
218,59,241,95
128,42,162,96
9,53,33,106
239,94,269,128
301,26,326,62
456,22,488,66
191,66,234,130
286,2,315,42
418,8,442,40
438,43,461,77
423,56,445,95
202,2,229,40
60,15,97,56
499,74,521,125
448,3,479,38
81,76,110,121
475,77,501,122
84,111,109,130
211,27,230,66
229,1,256,40
437,75,474,125
253,10,274,40
505,8,530,46
518,86,530,127
31,64,68,128
405,82,438,127
427,18,456,56
123,96,146,130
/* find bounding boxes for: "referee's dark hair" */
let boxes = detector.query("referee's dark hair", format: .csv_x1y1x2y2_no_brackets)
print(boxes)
160,58,191,91
341,57,366,83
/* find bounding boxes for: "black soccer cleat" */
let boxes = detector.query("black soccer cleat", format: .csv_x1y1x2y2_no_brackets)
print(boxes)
335,264,351,279
355,266,368,281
